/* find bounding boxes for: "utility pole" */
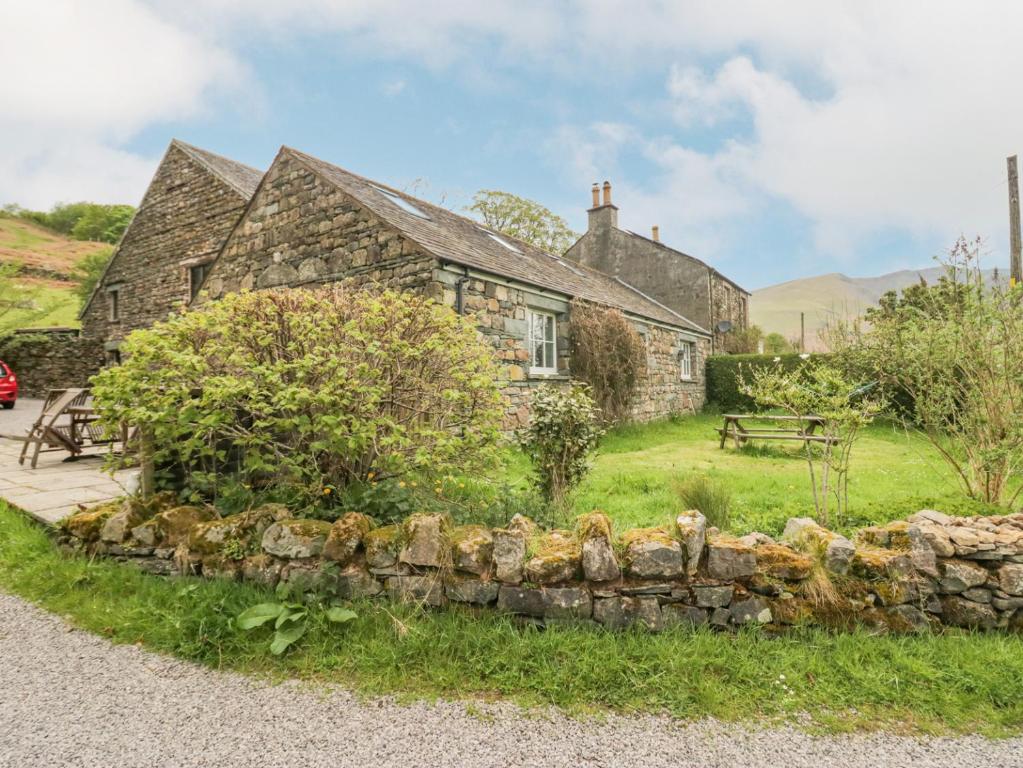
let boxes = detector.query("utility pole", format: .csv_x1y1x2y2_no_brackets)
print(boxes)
800,312,806,353
1008,155,1022,286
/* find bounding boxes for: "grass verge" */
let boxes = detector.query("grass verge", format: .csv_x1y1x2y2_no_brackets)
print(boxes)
1,502,1021,736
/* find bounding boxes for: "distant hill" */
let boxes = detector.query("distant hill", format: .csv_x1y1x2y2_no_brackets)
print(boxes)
751,266,1001,350
0,217,111,329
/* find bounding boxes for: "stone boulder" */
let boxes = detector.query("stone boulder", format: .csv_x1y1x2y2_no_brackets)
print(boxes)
706,537,756,580
239,554,282,588
337,565,384,599
525,531,581,584
100,504,149,544
940,595,998,629
998,563,1023,596
781,516,853,574
851,547,915,581
363,524,401,569
450,525,494,576
578,512,620,582
399,513,450,568
386,574,446,607
729,597,772,626
64,500,123,542
675,510,707,576
445,575,500,605
492,528,526,584
593,596,661,631
754,544,814,581
131,505,217,548
322,512,372,565
186,504,290,556
661,603,709,627
693,584,733,608
624,529,684,579
938,559,989,594
261,519,332,559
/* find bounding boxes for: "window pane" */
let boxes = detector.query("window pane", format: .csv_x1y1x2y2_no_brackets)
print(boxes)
544,315,554,343
545,341,555,369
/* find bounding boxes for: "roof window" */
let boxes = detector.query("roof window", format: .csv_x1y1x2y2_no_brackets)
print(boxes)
372,186,430,219
485,231,521,253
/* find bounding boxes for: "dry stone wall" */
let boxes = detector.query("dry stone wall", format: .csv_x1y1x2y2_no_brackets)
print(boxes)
0,331,104,398
60,500,1023,633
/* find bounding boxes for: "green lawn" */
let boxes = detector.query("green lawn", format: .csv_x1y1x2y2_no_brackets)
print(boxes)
0,279,80,330
1,501,1022,735
491,413,1004,536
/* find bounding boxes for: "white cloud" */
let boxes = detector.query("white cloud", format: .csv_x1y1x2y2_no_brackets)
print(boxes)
382,79,407,97
0,0,244,207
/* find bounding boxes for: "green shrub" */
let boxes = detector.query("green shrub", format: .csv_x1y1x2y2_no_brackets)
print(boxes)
675,474,732,530
519,383,603,506
91,287,504,507
706,353,829,412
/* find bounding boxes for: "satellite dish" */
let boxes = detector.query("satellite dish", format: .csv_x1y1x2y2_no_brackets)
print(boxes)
716,320,733,334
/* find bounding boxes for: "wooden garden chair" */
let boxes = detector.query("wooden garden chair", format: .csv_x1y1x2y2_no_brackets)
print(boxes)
18,388,90,469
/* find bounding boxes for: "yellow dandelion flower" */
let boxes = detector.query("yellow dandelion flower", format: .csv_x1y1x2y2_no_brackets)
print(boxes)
399,481,407,488
322,487,332,495
367,472,375,480
410,481,418,488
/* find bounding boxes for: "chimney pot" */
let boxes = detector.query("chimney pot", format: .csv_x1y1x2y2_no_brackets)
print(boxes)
591,183,600,208
652,225,660,242
602,180,612,206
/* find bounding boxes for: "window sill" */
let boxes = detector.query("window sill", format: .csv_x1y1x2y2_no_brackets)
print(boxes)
528,371,569,381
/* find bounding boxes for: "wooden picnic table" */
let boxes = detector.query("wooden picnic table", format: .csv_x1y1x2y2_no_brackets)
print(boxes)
717,413,837,449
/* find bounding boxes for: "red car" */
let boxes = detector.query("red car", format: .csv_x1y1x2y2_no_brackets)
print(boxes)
0,360,16,409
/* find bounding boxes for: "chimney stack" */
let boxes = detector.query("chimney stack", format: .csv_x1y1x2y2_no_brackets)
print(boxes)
586,180,618,232
652,225,660,242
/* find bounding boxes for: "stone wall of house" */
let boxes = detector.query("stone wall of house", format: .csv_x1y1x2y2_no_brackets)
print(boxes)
80,144,252,350
61,502,1023,633
710,275,749,350
0,331,104,398
199,151,436,302
632,324,709,419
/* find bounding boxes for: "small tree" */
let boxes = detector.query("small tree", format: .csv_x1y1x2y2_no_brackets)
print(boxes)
519,384,603,507
91,287,505,506
467,190,578,254
569,300,646,424
835,237,1023,505
741,363,882,526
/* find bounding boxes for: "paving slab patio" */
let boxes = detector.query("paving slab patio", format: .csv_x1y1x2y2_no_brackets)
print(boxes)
0,438,133,525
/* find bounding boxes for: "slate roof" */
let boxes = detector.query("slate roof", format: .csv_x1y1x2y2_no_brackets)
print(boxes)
285,147,709,334
171,140,263,199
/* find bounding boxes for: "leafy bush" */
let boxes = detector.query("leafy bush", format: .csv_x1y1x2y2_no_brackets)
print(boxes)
706,353,827,412
569,300,646,425
519,384,603,505
5,201,134,244
675,475,732,530
92,287,504,507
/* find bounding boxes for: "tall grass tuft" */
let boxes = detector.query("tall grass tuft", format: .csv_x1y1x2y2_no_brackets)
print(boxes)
675,474,732,530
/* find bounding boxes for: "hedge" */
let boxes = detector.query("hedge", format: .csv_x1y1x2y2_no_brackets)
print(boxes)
705,353,827,412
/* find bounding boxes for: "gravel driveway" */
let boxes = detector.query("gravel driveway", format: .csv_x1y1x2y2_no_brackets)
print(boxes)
0,592,1018,768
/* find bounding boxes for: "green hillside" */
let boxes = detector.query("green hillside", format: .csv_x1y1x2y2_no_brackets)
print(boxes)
0,217,113,332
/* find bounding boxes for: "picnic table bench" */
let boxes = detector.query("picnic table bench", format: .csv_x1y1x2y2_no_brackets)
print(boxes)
717,413,838,449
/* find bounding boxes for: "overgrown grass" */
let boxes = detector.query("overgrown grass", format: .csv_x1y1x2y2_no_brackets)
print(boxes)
480,414,1008,536
1,502,1022,735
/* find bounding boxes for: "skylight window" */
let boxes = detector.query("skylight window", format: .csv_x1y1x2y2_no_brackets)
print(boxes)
372,185,430,219
485,231,521,253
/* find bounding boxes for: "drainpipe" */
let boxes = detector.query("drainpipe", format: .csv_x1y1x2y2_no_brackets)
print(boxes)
455,268,470,315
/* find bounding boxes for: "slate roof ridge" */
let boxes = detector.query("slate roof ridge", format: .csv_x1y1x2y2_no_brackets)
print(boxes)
281,146,708,333
170,139,264,199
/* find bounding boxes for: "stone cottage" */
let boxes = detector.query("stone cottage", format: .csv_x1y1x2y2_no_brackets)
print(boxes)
194,146,712,422
79,140,263,362
565,182,749,352
78,139,719,421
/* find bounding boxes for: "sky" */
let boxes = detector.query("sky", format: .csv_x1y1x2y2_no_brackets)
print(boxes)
2,1,1022,289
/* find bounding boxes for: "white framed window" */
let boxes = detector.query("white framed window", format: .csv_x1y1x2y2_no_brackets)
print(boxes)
679,341,693,381
528,310,558,374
